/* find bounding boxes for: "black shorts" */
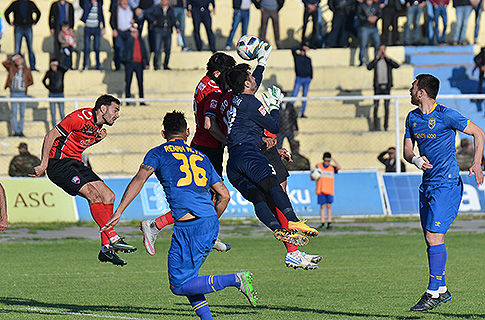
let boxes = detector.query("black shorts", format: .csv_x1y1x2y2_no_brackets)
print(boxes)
263,147,289,184
190,143,224,178
46,158,102,196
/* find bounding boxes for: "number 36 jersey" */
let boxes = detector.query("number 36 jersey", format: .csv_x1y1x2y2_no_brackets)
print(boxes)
142,138,221,221
404,103,469,184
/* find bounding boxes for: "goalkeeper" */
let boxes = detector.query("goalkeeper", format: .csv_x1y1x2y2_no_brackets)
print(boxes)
224,63,318,246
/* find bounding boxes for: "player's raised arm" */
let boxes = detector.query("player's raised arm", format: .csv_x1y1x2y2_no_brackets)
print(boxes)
30,128,62,177
463,121,485,185
210,180,230,218
101,164,154,231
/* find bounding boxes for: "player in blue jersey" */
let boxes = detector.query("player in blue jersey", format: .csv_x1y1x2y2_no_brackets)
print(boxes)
224,64,319,246
404,74,485,312
101,111,257,319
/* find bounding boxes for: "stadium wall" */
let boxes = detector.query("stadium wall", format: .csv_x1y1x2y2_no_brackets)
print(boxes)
3,172,484,223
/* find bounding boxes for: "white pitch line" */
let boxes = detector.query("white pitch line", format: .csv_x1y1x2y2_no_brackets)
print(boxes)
24,306,160,320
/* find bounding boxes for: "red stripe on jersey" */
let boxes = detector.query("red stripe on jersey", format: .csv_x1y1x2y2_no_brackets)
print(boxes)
49,108,101,161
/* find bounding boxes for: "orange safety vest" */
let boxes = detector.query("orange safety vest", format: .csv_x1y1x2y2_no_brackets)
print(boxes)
315,163,335,195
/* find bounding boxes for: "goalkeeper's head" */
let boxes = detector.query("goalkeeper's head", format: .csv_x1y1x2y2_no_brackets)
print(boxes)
225,63,256,95
162,111,189,141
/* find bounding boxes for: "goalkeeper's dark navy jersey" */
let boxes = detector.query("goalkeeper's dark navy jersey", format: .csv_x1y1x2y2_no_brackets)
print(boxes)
404,102,469,185
226,94,280,149
142,138,221,221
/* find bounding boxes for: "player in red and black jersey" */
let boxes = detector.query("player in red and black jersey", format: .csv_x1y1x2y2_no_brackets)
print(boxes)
30,95,137,266
139,53,236,255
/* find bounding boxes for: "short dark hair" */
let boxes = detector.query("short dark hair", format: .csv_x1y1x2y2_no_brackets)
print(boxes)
163,111,187,138
225,63,251,95
93,94,121,112
60,21,70,28
323,152,332,159
415,74,440,100
206,52,236,75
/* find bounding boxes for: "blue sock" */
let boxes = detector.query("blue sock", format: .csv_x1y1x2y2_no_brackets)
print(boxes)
427,243,447,291
187,294,213,320
171,274,237,296
268,186,298,222
254,202,283,231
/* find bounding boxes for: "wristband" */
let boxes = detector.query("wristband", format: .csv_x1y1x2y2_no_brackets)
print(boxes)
412,156,424,170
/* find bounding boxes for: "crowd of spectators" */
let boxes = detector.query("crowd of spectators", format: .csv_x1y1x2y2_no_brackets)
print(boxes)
2,0,483,73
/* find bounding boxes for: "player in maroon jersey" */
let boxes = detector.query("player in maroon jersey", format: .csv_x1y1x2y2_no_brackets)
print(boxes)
30,94,137,266
139,53,236,255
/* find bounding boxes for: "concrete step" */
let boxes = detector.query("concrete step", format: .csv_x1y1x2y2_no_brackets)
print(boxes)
406,52,475,66
404,45,476,55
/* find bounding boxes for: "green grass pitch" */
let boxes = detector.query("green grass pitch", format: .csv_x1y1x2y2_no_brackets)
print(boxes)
0,232,484,319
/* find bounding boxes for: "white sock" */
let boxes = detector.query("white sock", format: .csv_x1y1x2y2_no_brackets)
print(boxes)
290,250,301,257
438,286,448,293
426,289,440,298
109,235,120,243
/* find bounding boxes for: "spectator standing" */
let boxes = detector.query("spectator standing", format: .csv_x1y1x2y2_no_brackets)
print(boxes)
291,45,312,118
225,0,252,50
429,0,449,44
276,99,299,149
380,0,402,46
326,0,355,48
58,21,77,68
254,0,284,49
0,13,6,53
456,138,474,171
4,0,41,71
48,0,74,58
80,0,106,71
9,142,42,177
377,147,406,172
357,0,381,66
122,26,148,104
474,46,485,95
311,152,341,230
451,0,473,45
285,140,310,171
367,44,399,131
3,54,33,137
172,0,189,51
472,0,484,44
187,0,216,52
403,0,426,45
426,0,436,44
0,183,7,231
110,0,134,71
42,59,68,128
301,0,320,48
146,0,178,70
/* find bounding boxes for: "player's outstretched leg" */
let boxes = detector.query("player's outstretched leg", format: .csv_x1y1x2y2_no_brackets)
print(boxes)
235,271,258,307
288,219,319,237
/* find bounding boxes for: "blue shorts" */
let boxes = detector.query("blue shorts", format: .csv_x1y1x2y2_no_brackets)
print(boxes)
168,215,219,288
227,143,278,198
419,179,463,234
318,194,334,204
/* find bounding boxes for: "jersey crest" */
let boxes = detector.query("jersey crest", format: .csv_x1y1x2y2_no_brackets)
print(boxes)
428,119,436,129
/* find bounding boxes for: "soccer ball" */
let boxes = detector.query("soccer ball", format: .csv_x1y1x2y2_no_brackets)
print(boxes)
236,35,262,60
310,168,324,180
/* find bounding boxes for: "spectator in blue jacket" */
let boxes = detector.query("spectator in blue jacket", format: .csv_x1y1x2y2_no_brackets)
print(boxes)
301,0,320,48
122,26,148,105
80,0,106,71
291,45,313,118
187,0,216,52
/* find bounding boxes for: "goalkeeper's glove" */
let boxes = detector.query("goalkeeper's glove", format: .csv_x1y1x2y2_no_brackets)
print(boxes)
262,85,284,112
257,42,272,67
